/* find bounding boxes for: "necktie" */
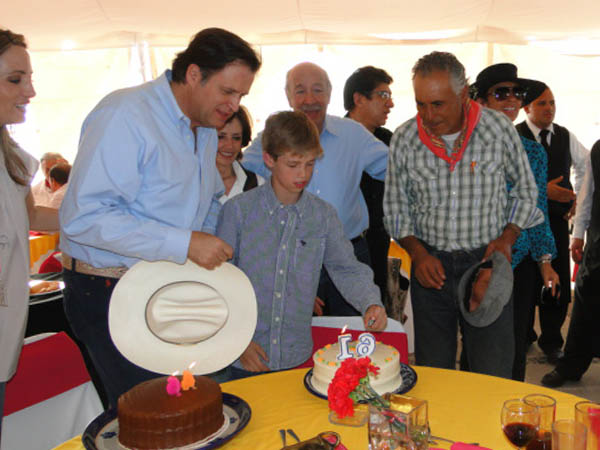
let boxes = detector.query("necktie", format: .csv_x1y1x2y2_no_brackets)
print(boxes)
539,129,551,154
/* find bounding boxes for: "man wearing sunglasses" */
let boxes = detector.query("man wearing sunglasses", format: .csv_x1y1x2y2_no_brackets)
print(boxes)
516,82,589,365
343,66,397,307
471,63,559,381
384,52,542,379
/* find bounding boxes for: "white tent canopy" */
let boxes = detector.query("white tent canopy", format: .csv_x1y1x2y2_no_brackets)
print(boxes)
3,2,600,168
6,0,600,51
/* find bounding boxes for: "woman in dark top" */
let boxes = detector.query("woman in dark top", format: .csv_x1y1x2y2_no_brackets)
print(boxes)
215,106,263,204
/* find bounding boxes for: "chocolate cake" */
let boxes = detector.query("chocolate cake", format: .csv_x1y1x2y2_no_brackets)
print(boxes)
117,375,224,449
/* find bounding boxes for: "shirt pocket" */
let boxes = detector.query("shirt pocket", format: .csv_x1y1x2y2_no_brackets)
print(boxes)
293,237,325,288
408,165,440,208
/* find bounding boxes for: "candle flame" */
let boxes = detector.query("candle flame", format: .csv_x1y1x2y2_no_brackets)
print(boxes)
341,325,347,334
171,370,180,377
188,361,197,370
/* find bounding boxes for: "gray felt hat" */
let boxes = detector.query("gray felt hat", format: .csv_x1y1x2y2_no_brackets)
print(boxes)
457,252,513,327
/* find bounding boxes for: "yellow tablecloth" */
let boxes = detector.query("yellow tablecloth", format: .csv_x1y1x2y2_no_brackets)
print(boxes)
29,233,60,269
53,366,587,450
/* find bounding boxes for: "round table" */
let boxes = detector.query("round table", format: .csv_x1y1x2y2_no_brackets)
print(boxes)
53,366,587,449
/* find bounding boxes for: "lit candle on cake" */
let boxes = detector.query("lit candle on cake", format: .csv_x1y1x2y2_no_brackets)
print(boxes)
337,325,353,360
166,371,181,397
181,362,196,391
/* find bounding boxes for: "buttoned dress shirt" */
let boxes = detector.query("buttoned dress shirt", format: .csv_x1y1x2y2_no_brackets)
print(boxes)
384,108,543,251
525,118,588,193
241,115,389,240
217,160,264,205
216,181,382,370
0,146,38,380
573,156,594,239
60,70,223,268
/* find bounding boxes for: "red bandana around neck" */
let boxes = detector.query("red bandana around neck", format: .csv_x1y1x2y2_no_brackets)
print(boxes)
417,99,482,172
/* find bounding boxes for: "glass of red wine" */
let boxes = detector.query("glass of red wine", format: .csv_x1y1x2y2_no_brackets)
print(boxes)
502,399,540,449
523,394,556,450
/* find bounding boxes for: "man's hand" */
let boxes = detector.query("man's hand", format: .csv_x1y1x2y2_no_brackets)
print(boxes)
571,238,584,264
239,341,270,372
187,231,233,270
399,236,445,289
363,305,387,332
564,200,577,221
313,296,325,316
539,262,560,297
483,224,520,263
547,176,576,203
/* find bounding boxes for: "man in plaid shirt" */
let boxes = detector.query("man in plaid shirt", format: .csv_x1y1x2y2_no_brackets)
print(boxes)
383,52,542,378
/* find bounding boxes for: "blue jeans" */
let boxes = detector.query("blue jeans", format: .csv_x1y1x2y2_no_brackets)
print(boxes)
411,245,514,379
62,268,162,408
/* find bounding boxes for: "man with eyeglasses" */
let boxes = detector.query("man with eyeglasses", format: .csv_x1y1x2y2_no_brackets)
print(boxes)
242,62,389,316
471,63,559,381
515,82,589,365
343,66,396,307
384,52,542,378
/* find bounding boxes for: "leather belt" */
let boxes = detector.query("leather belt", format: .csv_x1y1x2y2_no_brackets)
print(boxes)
350,230,367,245
62,254,128,279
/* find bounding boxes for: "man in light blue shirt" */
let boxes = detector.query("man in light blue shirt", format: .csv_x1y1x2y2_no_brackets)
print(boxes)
59,28,261,408
242,62,388,316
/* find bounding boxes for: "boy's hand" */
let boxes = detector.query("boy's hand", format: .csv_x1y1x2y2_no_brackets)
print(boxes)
239,341,270,372
364,305,387,332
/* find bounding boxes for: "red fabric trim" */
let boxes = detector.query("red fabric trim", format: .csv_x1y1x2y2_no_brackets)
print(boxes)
294,326,409,368
4,332,91,416
417,100,482,172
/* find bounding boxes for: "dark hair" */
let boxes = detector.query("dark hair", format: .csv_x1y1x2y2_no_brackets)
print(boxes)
171,28,261,83
49,164,70,185
0,29,29,186
225,106,252,149
343,66,393,111
412,51,467,94
262,111,323,160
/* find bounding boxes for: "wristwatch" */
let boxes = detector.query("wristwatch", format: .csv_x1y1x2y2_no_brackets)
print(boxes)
538,254,552,265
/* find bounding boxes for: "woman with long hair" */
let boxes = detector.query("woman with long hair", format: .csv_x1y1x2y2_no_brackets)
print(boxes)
0,29,58,440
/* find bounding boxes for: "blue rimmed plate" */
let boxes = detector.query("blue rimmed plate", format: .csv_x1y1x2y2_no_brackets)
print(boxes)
82,393,250,450
303,363,417,400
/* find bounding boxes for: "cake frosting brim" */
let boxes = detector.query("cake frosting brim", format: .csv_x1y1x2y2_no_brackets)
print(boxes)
311,370,403,397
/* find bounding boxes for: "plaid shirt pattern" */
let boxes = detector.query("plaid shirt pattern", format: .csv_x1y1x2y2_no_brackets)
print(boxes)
384,108,543,251
216,181,381,370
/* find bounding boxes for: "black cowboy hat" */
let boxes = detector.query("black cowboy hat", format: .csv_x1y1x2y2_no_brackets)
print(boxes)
470,63,537,102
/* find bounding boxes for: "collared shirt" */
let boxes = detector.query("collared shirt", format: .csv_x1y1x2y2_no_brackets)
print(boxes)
216,181,382,370
241,114,389,239
525,118,588,193
384,108,543,251
60,70,223,268
217,160,264,205
511,137,557,266
573,155,594,239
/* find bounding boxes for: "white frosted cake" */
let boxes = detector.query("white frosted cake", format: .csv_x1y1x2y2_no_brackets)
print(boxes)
311,341,403,396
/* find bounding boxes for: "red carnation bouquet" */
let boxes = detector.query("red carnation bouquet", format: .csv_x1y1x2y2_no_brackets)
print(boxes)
327,356,390,418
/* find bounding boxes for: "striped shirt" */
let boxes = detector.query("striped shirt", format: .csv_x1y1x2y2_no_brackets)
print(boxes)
384,108,543,251
216,181,381,370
